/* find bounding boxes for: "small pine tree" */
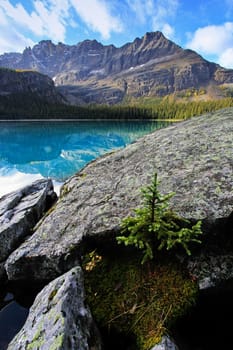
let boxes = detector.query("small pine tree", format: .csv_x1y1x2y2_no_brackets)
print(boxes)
117,173,202,264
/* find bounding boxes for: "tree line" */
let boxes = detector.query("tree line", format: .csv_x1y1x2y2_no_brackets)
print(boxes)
0,92,233,120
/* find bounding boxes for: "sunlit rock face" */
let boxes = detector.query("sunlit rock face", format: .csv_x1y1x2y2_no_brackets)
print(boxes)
5,108,233,281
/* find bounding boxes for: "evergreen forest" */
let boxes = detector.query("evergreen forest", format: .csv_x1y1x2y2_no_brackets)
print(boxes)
1,92,233,120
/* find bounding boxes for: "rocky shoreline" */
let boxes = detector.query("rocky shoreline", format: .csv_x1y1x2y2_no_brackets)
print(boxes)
0,108,233,349
0,179,57,281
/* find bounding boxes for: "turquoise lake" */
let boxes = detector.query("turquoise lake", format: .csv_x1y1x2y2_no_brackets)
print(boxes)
0,120,168,197
0,120,169,348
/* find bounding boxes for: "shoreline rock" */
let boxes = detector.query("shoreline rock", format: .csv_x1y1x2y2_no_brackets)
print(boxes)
5,109,233,281
7,266,102,350
0,179,57,280
1,108,233,350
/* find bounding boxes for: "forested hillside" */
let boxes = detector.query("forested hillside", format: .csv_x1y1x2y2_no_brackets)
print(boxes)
1,92,233,120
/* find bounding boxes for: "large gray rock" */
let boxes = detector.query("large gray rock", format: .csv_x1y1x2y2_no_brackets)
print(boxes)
0,179,57,279
5,109,233,281
7,266,102,350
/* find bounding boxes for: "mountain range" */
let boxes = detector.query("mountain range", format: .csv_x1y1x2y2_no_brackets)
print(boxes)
1,31,233,105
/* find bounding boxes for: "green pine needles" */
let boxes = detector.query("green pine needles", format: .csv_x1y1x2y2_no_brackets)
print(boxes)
117,173,202,264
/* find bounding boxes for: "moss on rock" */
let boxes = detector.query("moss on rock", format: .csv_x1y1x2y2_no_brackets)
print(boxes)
83,249,198,349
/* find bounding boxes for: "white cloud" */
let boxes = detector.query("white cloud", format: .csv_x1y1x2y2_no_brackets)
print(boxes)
0,1,43,36
187,22,233,68
0,3,36,53
70,0,123,39
187,23,233,55
0,0,74,53
161,23,174,38
126,0,154,24
0,30,35,53
219,48,233,68
33,0,70,41
0,7,8,25
126,0,178,39
0,0,124,53
0,0,71,42
152,0,179,39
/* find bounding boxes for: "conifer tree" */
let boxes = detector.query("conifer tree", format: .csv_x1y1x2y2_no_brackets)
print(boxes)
117,173,202,264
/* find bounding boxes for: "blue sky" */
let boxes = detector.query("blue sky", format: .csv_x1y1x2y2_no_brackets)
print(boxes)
0,0,233,68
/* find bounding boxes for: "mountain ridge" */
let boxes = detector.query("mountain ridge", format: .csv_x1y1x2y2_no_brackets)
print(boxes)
0,68,65,116
1,31,233,105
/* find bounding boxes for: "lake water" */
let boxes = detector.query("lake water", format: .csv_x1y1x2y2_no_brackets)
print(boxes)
0,120,168,197
0,119,169,348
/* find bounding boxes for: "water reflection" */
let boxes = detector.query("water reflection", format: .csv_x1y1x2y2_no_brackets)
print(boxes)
0,302,28,349
0,282,45,349
0,120,169,196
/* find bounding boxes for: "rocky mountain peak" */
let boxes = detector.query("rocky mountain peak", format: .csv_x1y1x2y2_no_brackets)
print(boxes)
76,39,103,51
32,40,60,58
142,31,164,43
38,39,53,46
139,31,175,48
33,39,54,50
1,31,233,105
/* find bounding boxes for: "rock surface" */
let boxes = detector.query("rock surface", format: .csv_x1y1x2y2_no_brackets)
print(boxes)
0,179,57,279
5,108,233,281
7,266,102,350
150,335,179,350
188,254,233,289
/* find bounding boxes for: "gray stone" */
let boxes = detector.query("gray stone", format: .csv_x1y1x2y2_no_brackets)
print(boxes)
5,109,233,281
188,254,233,289
7,266,102,350
150,335,179,350
0,179,56,276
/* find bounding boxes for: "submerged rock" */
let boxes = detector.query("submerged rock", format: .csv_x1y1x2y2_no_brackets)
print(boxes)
0,179,57,280
7,266,102,350
5,108,233,281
